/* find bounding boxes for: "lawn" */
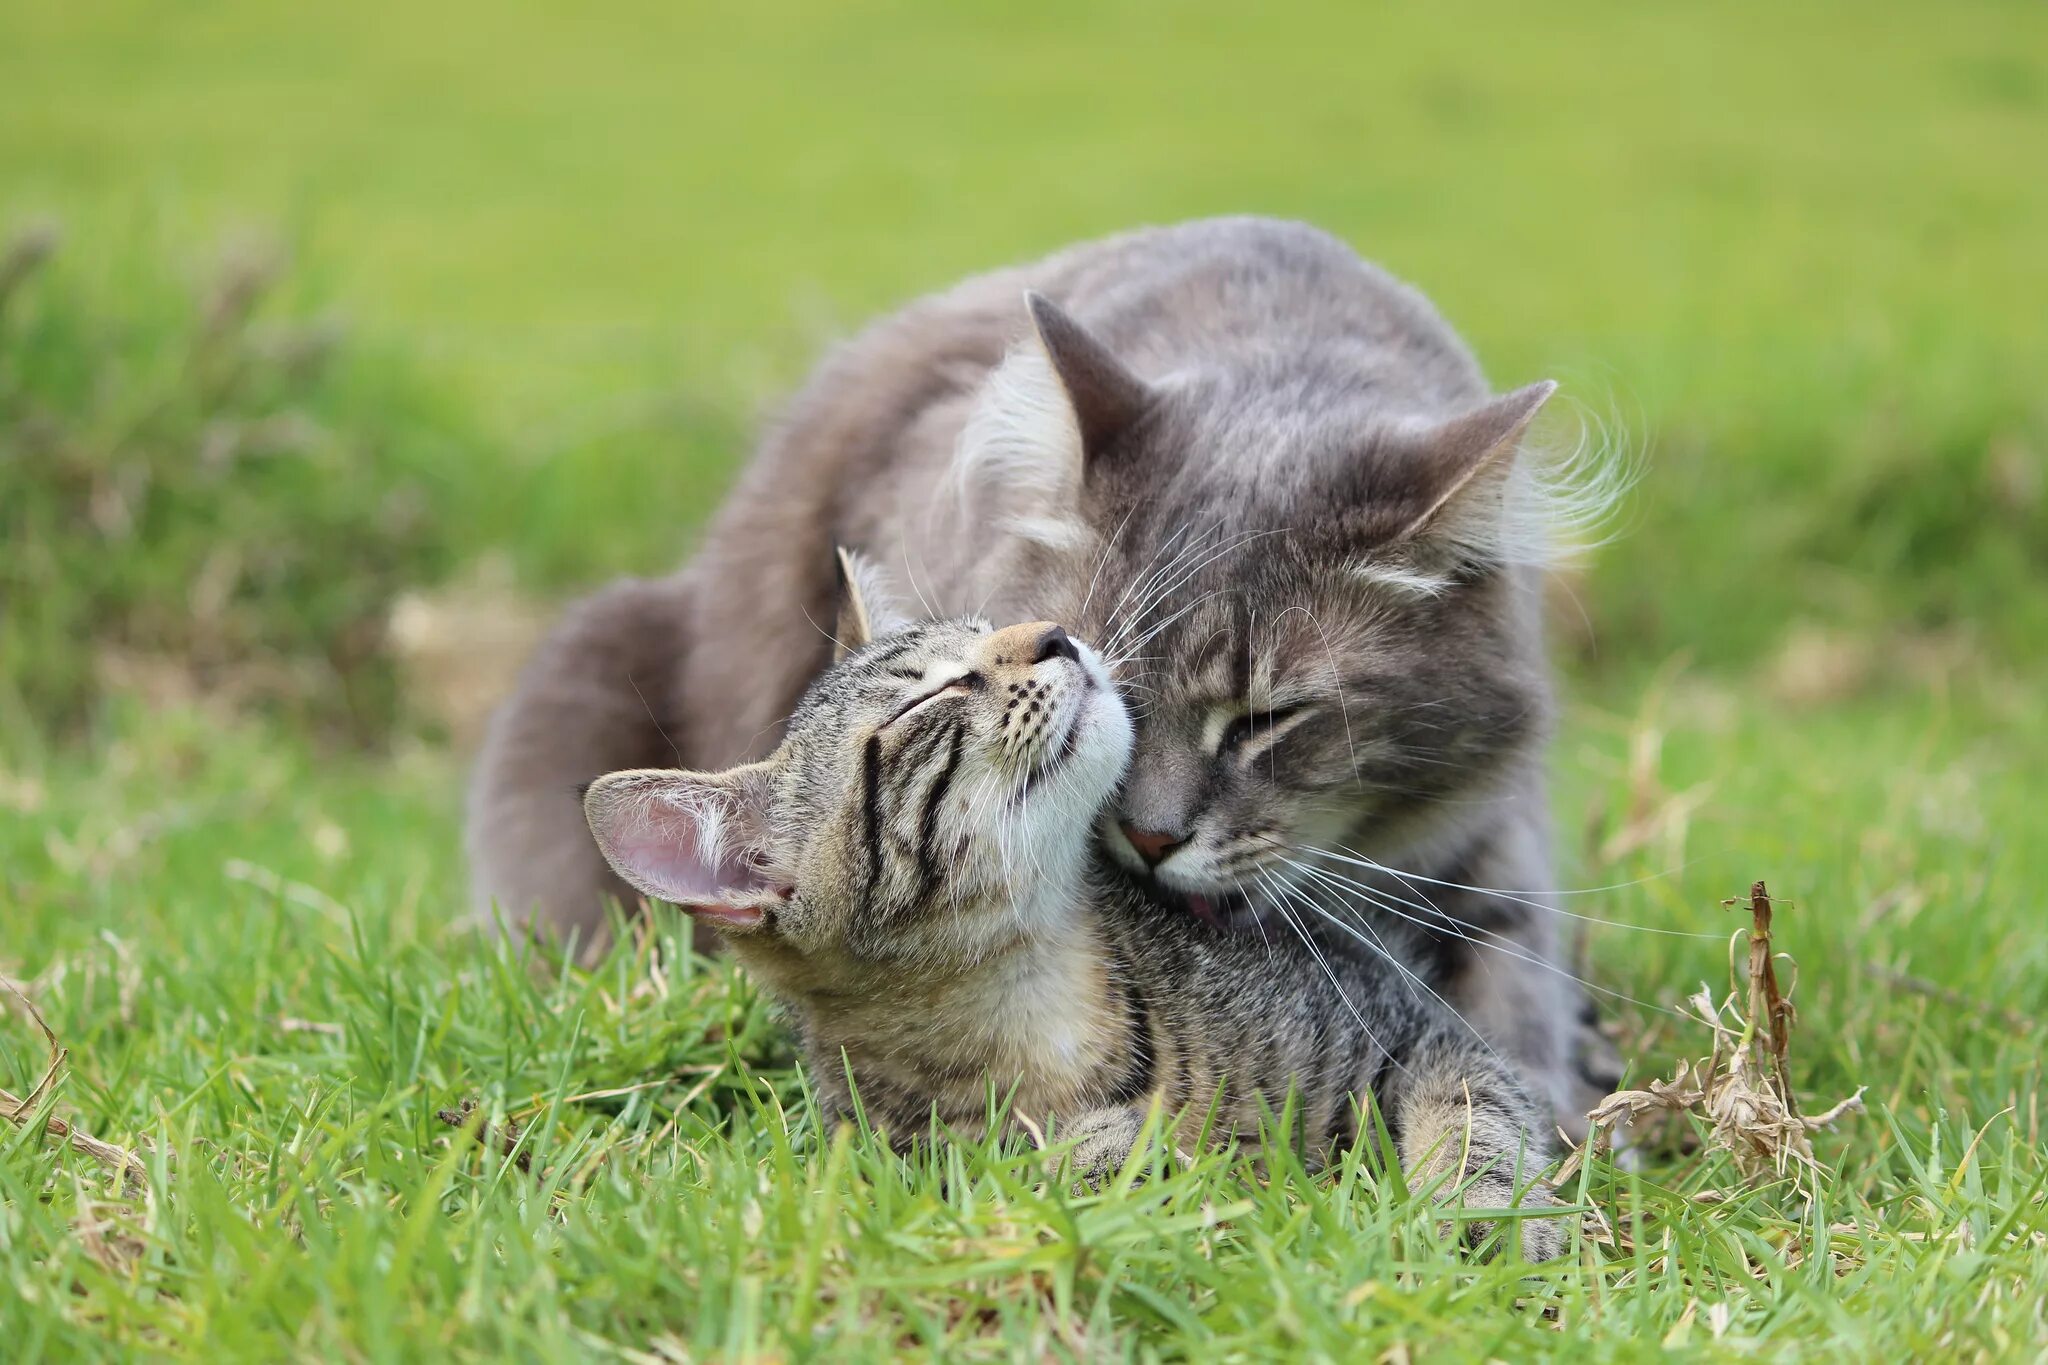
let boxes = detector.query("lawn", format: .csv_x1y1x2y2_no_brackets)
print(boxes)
3,1,2046,1358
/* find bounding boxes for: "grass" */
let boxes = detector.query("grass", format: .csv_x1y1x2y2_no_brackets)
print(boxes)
4,688,2045,1358
3,0,2046,1358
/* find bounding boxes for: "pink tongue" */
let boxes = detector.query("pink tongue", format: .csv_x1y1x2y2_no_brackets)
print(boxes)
1187,895,1224,926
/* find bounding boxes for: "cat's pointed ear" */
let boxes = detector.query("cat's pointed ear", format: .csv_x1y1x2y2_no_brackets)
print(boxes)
833,546,909,662
1023,292,1153,456
1393,381,1557,544
583,765,786,930
951,296,1152,550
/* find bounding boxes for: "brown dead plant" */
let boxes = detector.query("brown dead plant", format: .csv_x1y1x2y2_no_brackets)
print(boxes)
1561,881,1865,1190
1,980,150,1193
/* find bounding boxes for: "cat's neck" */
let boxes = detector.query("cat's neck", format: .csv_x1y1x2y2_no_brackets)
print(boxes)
789,886,1131,1111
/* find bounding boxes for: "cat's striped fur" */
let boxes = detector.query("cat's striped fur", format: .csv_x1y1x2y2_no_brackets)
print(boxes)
584,571,1561,1258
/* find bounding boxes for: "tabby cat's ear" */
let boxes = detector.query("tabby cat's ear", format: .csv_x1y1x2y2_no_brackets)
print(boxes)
582,765,786,931
833,546,909,662
1023,292,1152,456
1393,380,1558,547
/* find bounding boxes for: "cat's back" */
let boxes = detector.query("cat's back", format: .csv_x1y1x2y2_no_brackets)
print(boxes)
698,216,1483,594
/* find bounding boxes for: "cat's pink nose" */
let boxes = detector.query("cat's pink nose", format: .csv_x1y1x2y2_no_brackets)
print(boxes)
1119,823,1185,868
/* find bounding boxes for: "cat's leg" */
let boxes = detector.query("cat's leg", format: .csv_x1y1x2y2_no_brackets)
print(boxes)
1378,1028,1565,1262
1437,911,1586,1134
1399,806,1609,1143
466,574,695,939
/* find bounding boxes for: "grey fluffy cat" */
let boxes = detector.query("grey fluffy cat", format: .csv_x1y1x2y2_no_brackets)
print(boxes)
471,217,1619,1135
582,569,1562,1259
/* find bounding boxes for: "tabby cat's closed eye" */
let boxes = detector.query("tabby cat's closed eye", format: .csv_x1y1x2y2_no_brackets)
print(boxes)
886,672,980,727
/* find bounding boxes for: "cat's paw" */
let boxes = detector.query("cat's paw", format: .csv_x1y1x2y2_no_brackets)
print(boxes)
1049,1106,1149,1189
1449,1174,1567,1263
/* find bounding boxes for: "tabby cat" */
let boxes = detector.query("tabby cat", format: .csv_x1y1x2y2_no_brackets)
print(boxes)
474,217,1620,1137
582,559,1562,1259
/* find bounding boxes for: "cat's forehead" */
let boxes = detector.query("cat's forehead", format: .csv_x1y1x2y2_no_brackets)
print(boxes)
801,619,996,724
1135,579,1384,701
845,617,991,676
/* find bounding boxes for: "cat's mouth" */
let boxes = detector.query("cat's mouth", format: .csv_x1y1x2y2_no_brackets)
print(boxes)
1017,650,1129,799
1133,879,1259,929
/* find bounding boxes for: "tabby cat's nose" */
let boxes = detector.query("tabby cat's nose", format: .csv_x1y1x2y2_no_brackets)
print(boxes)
1119,823,1185,868
1033,625,1080,666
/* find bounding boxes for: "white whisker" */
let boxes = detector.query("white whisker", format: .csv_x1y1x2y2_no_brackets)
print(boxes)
1254,870,1405,1075
1268,866,1507,1066
1315,842,1721,939
1079,502,1139,621
1281,854,1684,1019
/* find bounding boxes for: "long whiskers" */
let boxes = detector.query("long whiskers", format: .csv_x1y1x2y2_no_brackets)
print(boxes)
1095,520,1200,650
1279,854,1686,1020
1314,842,1721,939
1102,528,1283,665
1258,867,1507,1067
1251,869,1406,1074
1270,602,1362,788
1078,502,1140,622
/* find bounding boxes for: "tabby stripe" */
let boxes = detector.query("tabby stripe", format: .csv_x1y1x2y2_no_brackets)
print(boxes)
859,640,920,671
860,734,884,895
914,721,967,896
890,718,953,808
1104,948,1157,1107
1302,1014,1343,1153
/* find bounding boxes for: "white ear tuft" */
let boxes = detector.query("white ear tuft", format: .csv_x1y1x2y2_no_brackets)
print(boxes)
1348,560,1455,598
950,332,1091,551
582,766,782,929
1394,381,1557,547
1387,380,1633,573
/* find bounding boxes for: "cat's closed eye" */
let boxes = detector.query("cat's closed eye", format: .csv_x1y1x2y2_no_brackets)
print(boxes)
1218,703,1309,755
886,673,981,727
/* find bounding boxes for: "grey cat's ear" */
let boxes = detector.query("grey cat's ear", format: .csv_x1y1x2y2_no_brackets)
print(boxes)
950,296,1152,550
1023,292,1152,455
1393,380,1558,546
583,765,786,931
833,546,909,662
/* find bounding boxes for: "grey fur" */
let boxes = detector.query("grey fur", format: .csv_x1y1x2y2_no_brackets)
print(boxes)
584,610,1563,1259
470,217,1620,1134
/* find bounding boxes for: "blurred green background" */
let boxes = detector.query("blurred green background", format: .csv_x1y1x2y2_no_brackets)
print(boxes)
4,0,2045,909
8,0,2045,684
5,4,2048,1355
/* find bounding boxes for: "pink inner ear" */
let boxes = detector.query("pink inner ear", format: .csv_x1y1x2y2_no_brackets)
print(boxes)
601,791,780,927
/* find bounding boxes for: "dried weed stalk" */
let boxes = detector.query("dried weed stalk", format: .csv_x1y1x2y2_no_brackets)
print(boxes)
1,980,150,1193
1561,881,1864,1189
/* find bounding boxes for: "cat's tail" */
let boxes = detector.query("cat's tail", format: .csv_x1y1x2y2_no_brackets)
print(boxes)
465,573,696,940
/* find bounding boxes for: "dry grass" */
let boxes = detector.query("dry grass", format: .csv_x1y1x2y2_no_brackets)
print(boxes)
1,982,149,1194
1563,883,1865,1190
